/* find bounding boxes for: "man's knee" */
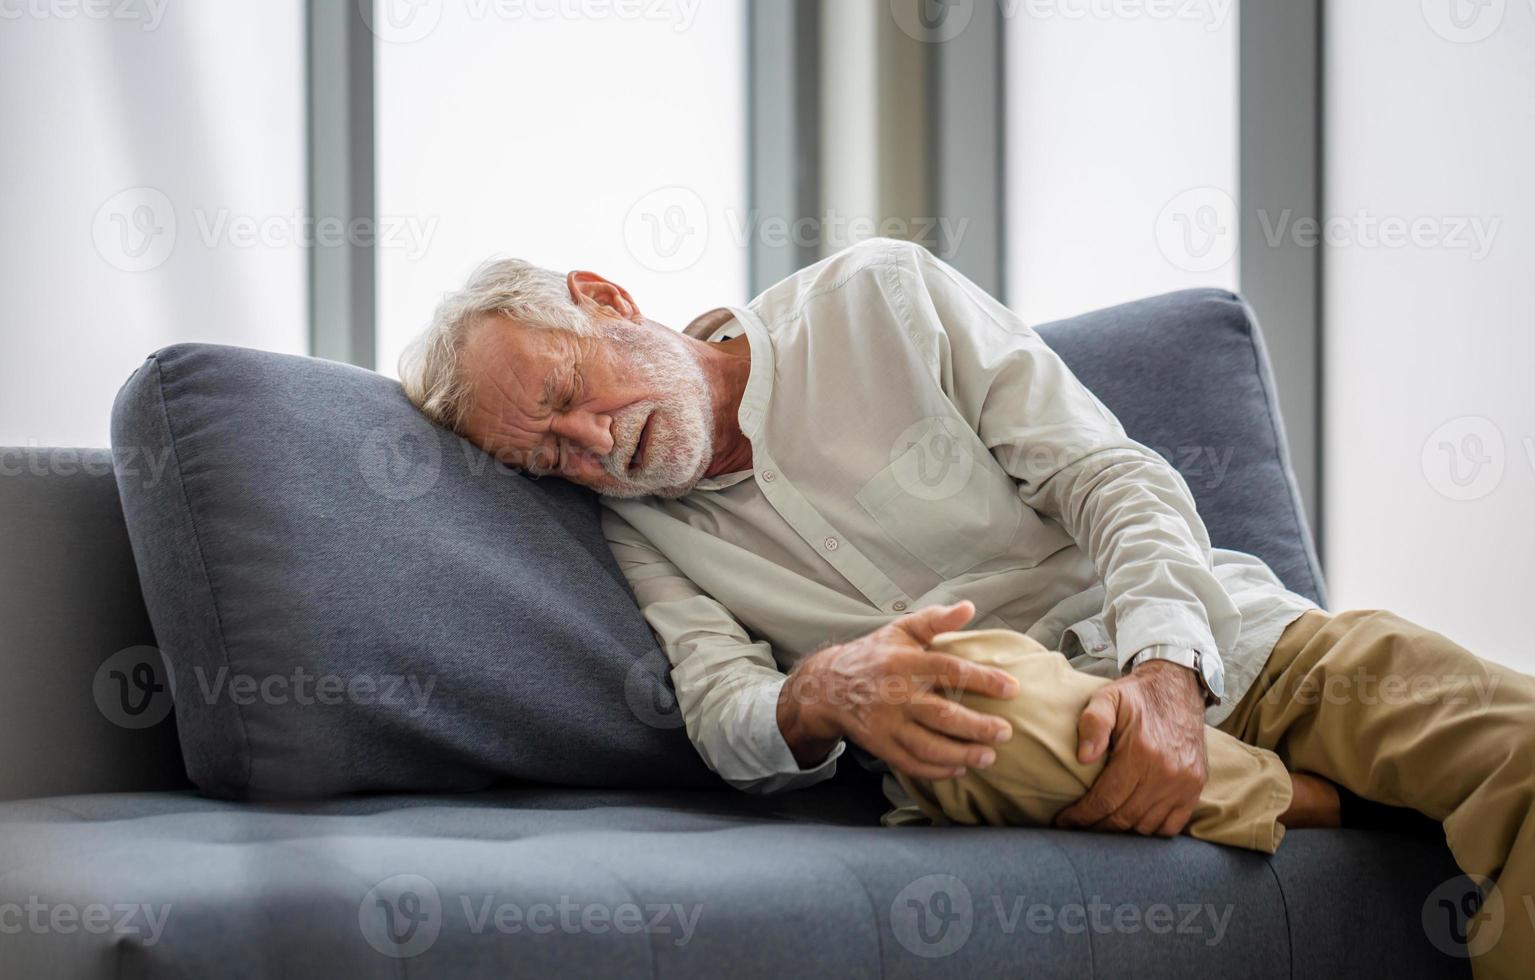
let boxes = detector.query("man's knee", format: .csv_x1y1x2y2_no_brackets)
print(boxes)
928,629,1100,725
914,630,1104,823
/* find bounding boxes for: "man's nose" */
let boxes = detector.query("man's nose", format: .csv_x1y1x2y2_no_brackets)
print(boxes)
555,411,614,457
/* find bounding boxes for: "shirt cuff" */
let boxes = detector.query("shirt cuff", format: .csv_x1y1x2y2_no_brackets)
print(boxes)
736,675,845,794
1112,605,1221,675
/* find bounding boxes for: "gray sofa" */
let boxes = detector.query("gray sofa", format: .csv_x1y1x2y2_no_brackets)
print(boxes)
0,291,1471,977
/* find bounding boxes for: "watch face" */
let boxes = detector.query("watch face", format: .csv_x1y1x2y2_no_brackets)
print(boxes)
1204,655,1226,699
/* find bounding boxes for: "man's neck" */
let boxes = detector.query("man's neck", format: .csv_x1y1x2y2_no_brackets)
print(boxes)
686,330,754,478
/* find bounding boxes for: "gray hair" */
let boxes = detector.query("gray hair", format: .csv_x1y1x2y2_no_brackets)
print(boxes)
398,258,595,433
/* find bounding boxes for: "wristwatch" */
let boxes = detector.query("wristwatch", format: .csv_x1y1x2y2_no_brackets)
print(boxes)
1128,645,1225,707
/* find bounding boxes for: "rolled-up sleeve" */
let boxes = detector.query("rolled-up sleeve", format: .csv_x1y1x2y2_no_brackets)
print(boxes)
897,244,1241,676
602,508,845,793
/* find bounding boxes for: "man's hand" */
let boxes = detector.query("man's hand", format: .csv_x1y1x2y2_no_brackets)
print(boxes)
1054,660,1208,837
777,602,1019,780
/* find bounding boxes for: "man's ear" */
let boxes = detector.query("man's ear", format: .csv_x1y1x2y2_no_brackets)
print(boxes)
567,271,642,322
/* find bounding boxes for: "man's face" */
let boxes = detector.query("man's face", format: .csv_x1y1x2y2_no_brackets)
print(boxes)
458,313,715,498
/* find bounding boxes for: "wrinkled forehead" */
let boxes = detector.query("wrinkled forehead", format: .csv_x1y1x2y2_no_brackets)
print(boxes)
458,319,582,450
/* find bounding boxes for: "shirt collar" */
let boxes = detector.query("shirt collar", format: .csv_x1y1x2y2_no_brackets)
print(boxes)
685,305,774,493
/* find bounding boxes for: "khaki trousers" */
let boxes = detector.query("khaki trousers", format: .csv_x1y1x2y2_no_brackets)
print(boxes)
897,611,1535,980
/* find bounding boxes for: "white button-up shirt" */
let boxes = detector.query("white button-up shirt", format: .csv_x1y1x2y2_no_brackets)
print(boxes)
601,239,1315,794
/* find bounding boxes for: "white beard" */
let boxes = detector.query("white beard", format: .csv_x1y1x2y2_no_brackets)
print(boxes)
595,323,715,499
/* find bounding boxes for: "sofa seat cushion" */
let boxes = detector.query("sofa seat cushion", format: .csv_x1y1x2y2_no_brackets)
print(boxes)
0,789,1469,979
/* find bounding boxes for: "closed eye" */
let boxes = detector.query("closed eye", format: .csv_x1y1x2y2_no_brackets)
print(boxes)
558,373,582,412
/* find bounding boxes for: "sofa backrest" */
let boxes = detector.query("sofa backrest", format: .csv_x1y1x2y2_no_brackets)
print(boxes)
0,448,189,801
0,289,1326,802
1037,289,1327,606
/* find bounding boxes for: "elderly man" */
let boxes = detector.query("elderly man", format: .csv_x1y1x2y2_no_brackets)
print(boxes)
401,239,1532,979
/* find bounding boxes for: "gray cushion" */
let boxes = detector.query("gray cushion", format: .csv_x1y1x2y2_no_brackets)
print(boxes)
110,344,712,800
1037,289,1327,605
0,788,1469,978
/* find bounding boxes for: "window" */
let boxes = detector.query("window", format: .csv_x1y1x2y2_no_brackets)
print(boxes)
0,4,307,446
374,0,749,375
1004,4,1238,325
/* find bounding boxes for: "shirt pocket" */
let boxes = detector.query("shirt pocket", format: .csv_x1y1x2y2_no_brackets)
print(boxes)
854,426,1024,579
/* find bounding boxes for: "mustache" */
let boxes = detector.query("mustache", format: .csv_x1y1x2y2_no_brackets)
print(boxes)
599,403,655,477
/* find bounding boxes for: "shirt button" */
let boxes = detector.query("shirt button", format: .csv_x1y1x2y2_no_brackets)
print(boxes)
892,600,908,612
1093,643,1107,653
761,470,776,482
823,536,839,552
